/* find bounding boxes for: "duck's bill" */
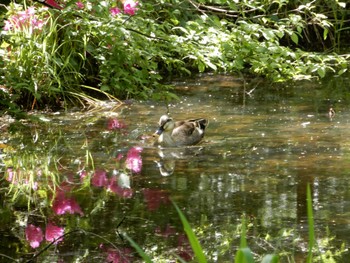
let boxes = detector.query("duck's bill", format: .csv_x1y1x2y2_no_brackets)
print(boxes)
154,127,164,136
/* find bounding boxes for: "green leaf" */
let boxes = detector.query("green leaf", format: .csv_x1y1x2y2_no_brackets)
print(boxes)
261,254,279,263
239,217,248,248
123,234,153,263
235,247,255,263
291,33,299,45
262,29,275,41
338,68,347,75
323,28,328,40
172,201,207,263
198,61,206,73
338,2,346,8
317,67,326,78
206,61,217,71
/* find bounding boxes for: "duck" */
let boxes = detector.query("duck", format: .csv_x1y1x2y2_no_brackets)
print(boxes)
154,115,208,147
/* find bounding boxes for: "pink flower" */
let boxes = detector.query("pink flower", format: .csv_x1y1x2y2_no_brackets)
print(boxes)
45,0,63,10
91,169,109,187
32,181,38,191
79,170,88,181
25,224,43,248
27,7,36,16
3,6,47,32
76,1,84,9
125,147,143,173
123,0,138,16
52,194,84,216
33,19,45,30
110,7,121,17
6,167,15,182
4,20,12,31
45,222,64,244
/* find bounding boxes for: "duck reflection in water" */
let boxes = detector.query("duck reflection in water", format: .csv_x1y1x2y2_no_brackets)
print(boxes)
153,115,208,176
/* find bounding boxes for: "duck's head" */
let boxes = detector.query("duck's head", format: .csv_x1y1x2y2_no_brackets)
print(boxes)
154,115,174,135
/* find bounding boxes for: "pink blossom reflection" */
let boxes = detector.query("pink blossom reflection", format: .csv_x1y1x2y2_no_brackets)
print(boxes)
107,118,126,130
91,169,108,187
125,146,143,173
100,245,134,263
155,224,176,238
52,193,84,216
45,222,64,244
177,233,193,261
108,175,133,198
25,224,43,248
79,170,88,181
143,189,170,211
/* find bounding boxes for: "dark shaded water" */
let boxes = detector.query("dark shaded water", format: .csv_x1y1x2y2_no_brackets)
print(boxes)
1,74,350,262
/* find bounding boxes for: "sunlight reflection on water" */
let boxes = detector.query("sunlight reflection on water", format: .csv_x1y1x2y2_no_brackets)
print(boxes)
4,74,350,261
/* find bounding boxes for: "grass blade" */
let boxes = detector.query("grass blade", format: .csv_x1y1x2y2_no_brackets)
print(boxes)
307,183,315,263
123,234,153,263
239,216,248,249
235,247,255,263
261,254,279,263
172,201,207,263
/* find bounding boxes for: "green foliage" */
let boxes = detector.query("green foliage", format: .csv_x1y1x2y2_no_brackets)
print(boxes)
0,0,349,111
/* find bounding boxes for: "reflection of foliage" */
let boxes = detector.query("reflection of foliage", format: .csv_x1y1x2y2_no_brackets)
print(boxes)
0,114,147,261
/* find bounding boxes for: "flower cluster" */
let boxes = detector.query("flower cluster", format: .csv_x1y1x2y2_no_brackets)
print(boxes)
3,7,46,32
20,116,143,249
90,146,144,198
25,222,64,249
110,0,139,17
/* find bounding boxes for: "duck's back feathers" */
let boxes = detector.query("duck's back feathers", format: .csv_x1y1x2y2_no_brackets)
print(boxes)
155,115,208,147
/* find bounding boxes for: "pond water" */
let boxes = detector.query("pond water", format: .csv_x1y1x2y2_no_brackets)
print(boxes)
1,74,350,262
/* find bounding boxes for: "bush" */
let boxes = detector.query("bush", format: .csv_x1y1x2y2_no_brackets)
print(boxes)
0,0,349,111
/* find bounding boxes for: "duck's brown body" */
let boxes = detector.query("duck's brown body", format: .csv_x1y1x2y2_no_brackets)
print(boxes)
154,115,208,147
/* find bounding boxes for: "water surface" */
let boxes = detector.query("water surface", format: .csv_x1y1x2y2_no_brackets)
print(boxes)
2,74,350,262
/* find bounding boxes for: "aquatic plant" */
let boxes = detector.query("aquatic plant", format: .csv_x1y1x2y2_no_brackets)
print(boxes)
124,186,345,262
